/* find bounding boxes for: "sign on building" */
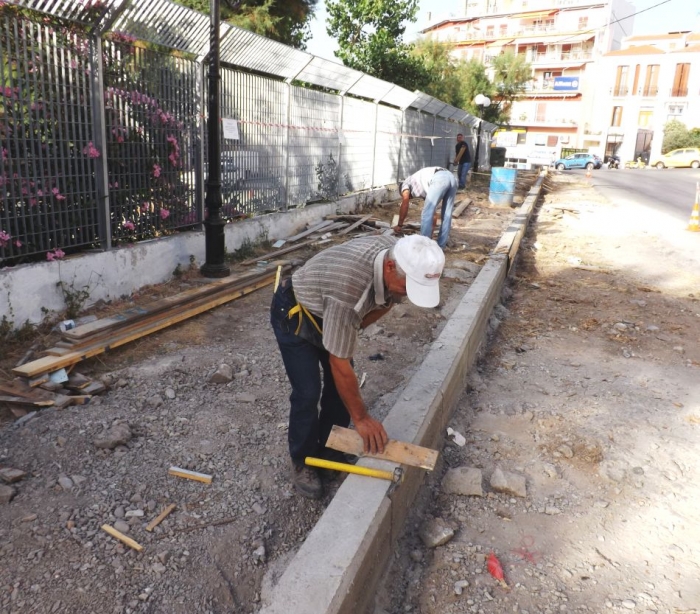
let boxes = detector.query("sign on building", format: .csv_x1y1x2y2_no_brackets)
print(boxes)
553,77,579,91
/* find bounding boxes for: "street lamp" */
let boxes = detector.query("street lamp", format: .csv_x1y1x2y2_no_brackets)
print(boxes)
473,94,491,173
200,0,230,278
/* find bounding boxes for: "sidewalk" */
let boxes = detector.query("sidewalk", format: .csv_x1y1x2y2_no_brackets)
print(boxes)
378,172,700,613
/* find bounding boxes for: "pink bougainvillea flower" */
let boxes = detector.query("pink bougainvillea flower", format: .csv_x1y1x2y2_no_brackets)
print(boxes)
1,148,7,160
153,164,161,178
14,240,22,248
47,248,65,261
123,220,135,231
82,141,100,158
159,208,170,220
141,202,151,212
0,230,10,247
36,189,43,196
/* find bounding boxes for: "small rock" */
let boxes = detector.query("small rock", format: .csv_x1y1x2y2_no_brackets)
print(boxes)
490,467,527,498
114,506,126,518
613,322,627,331
21,513,37,522
545,506,561,515
157,551,170,564
125,509,144,518
442,268,473,283
253,544,266,563
209,364,233,384
114,520,130,534
152,562,167,574
147,395,164,408
599,461,626,483
94,423,132,450
442,467,483,497
542,463,559,478
621,599,636,609
58,476,74,490
409,549,423,562
252,502,266,515
557,444,574,459
673,346,684,354
419,518,455,548
234,393,257,403
0,484,16,504
454,580,469,595
645,325,659,332
165,388,176,400
71,475,87,487
0,468,27,484
116,378,128,388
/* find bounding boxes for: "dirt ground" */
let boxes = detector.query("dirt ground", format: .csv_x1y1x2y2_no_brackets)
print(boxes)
0,174,530,614
377,172,700,614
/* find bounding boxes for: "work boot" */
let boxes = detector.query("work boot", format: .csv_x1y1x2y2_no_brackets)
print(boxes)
290,461,323,499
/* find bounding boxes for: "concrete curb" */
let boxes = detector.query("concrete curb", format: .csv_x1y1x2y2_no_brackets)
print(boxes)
259,173,546,614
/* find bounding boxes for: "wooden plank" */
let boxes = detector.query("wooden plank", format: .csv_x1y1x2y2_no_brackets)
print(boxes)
168,466,212,484
0,396,54,408
13,273,276,378
326,425,439,471
63,267,277,341
42,347,73,357
101,524,143,552
338,215,372,235
146,503,177,532
0,379,55,401
453,198,472,218
284,219,335,243
240,239,315,266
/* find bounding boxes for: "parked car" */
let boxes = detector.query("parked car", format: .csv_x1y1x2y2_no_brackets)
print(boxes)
651,148,700,169
554,153,602,170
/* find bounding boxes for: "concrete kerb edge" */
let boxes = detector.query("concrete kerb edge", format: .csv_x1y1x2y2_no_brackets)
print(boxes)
259,175,546,614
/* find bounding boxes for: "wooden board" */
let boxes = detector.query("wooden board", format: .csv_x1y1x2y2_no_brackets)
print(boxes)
241,239,315,266
0,396,54,408
339,215,372,236
63,267,278,341
168,466,212,484
101,524,143,552
146,503,176,532
453,198,472,218
13,273,276,378
326,425,439,471
284,219,335,243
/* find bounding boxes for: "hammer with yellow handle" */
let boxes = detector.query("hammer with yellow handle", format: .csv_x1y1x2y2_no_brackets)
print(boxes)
305,457,404,483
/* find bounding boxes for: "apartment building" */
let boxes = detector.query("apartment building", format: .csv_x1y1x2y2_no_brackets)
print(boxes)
595,31,700,164
422,0,634,168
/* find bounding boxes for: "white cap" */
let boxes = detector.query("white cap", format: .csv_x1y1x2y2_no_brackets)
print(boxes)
393,235,445,308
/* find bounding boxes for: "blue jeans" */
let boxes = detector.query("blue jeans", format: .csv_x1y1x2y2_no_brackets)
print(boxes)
458,162,470,189
421,170,457,248
270,280,350,464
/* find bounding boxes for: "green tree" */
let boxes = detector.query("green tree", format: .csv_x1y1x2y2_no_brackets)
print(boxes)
174,0,317,49
452,59,497,119
326,0,429,91
411,38,462,106
662,119,690,152
490,51,532,123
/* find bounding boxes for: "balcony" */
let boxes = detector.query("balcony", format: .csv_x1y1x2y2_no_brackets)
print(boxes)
641,87,659,97
670,88,689,97
611,87,629,96
532,50,593,62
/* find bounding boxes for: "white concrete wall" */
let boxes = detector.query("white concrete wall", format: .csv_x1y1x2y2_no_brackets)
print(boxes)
0,187,396,332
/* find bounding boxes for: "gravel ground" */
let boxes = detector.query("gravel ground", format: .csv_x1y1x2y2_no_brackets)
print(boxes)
0,175,531,614
377,172,700,614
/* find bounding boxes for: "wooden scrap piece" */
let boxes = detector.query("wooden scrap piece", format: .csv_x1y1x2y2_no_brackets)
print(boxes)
284,219,335,243
339,215,372,235
146,503,177,532
168,466,213,484
0,396,54,408
241,239,315,265
101,524,143,552
453,198,472,218
326,425,439,471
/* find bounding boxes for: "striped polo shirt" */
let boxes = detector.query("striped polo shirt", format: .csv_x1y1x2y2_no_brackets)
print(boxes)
292,235,398,358
400,166,445,199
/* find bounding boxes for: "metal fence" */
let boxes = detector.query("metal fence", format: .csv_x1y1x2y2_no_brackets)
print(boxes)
0,1,491,268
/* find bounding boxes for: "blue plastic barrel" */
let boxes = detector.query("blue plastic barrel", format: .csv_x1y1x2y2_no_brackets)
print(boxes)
489,167,517,206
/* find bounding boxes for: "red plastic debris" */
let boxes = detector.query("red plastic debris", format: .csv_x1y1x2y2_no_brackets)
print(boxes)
487,551,509,589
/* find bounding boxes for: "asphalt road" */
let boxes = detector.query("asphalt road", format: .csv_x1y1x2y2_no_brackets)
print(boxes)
566,166,700,222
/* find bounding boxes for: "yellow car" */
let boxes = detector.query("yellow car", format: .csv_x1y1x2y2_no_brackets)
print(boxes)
652,148,700,169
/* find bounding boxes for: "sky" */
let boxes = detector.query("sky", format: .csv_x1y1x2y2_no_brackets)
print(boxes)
306,0,700,61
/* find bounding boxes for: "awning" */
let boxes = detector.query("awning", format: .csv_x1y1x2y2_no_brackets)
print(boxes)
512,9,559,19
514,32,595,47
527,92,581,98
487,39,513,48
560,33,596,44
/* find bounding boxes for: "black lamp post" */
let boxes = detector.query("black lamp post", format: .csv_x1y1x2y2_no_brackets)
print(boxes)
200,0,230,278
472,94,491,173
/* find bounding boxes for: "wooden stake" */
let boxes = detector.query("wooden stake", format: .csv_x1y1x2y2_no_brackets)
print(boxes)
326,425,439,471
168,466,213,484
146,503,177,532
101,524,143,552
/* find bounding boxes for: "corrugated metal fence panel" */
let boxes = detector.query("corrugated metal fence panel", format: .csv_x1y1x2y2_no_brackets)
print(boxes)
398,110,435,182
219,69,287,216
340,97,375,193
103,40,200,244
287,87,340,207
374,105,402,186
433,117,454,169
0,13,100,264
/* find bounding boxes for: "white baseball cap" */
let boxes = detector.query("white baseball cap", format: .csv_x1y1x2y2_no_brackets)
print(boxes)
393,235,445,308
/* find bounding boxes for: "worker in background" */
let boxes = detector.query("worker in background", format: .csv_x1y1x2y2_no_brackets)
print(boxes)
394,166,458,249
270,234,445,499
454,133,471,191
